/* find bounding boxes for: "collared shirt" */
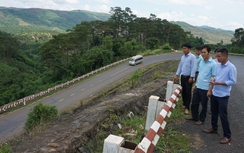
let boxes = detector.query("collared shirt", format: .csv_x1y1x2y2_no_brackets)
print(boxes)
176,52,196,77
196,54,203,72
213,60,237,97
196,57,216,90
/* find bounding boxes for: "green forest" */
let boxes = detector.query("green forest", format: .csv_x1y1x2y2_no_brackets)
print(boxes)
0,7,244,107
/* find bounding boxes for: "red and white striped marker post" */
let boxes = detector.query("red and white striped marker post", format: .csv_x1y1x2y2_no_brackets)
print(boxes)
134,85,182,153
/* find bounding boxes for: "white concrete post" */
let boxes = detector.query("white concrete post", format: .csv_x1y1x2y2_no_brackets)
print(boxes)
103,134,124,153
103,134,136,153
145,95,159,131
165,81,179,101
145,95,165,131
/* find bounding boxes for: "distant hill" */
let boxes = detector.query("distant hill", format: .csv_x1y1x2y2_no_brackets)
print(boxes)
171,21,234,44
0,7,111,42
0,7,234,44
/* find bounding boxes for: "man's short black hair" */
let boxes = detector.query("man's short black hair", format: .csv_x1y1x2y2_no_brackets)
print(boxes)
201,45,211,53
195,46,202,50
216,48,228,56
182,43,192,49
214,48,219,53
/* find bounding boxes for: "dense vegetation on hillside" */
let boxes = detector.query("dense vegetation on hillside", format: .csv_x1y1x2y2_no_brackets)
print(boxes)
38,7,205,82
0,7,243,107
230,28,244,53
0,31,44,105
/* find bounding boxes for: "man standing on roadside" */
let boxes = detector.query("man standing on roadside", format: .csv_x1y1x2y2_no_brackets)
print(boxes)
203,48,237,144
186,45,216,125
173,43,196,115
195,46,203,82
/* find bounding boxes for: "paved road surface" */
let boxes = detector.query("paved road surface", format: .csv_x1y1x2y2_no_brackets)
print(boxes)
181,55,244,153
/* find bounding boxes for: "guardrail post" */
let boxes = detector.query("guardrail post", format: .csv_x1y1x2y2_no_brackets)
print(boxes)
145,96,164,131
165,81,179,101
145,81,179,131
134,85,182,153
103,134,137,153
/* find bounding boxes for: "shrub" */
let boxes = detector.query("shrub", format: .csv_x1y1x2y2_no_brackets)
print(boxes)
24,103,58,131
128,69,143,88
0,143,12,153
162,43,172,50
146,37,160,49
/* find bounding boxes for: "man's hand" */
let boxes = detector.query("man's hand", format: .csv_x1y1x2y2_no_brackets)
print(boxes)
188,77,193,83
173,75,178,83
207,90,212,98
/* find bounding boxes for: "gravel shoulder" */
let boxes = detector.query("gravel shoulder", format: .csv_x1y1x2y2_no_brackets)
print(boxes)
179,85,244,153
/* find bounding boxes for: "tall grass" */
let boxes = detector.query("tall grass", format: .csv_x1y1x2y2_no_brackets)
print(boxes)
0,144,12,153
24,103,58,131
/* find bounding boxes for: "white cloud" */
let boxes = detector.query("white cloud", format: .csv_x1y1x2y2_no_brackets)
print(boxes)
142,0,166,5
173,14,210,27
223,0,244,3
158,11,184,21
80,4,91,11
94,5,110,13
130,9,148,18
95,0,111,3
65,0,79,4
169,0,206,6
204,5,214,10
227,21,243,30
198,15,209,21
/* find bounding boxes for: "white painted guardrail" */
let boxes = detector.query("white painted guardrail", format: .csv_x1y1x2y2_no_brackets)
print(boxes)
134,85,181,153
0,58,130,114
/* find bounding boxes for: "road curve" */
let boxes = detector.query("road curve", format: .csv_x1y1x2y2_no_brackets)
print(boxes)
0,53,182,142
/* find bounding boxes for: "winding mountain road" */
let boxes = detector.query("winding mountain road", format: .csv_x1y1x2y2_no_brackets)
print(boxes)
0,53,183,142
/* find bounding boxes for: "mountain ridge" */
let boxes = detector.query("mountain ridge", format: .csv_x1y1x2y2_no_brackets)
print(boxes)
0,7,234,44
171,21,234,44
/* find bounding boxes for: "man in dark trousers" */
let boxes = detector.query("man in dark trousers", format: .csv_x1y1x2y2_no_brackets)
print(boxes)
173,43,196,114
203,48,237,144
186,45,216,125
194,46,203,82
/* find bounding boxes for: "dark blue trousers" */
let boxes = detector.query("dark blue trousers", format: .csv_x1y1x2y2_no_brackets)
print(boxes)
191,88,208,122
210,95,231,138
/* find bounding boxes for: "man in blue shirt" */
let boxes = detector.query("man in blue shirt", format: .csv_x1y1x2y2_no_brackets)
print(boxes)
195,46,203,82
173,43,196,115
203,48,237,144
186,45,216,125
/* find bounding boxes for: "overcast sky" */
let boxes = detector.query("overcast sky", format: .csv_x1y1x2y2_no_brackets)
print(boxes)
1,0,243,31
